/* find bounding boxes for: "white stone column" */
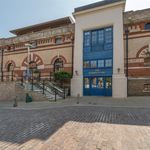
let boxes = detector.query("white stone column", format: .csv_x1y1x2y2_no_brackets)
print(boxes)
112,14,127,98
71,26,83,97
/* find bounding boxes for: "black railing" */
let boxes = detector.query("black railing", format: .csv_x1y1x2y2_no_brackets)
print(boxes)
33,79,68,101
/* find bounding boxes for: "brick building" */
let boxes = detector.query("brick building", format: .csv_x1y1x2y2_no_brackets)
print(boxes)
0,17,74,81
124,8,150,96
0,0,150,97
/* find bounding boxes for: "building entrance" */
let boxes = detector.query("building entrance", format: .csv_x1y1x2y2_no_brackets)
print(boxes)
84,77,112,96
83,26,113,96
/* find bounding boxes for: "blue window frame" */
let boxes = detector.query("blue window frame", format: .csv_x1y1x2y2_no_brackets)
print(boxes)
98,60,104,68
105,28,113,44
98,30,104,44
92,31,97,45
145,23,150,30
84,78,90,89
91,60,97,68
83,61,90,68
105,59,112,67
84,31,91,47
83,26,113,97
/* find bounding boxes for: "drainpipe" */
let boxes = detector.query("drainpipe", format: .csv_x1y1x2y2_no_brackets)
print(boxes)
71,35,74,78
125,27,129,97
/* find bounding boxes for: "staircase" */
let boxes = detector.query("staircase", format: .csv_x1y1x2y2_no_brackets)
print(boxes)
16,80,69,101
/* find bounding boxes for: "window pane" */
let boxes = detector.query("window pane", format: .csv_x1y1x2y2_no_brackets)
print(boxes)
98,30,104,44
145,23,150,30
84,78,90,89
84,31,91,47
92,31,97,45
92,77,97,88
55,38,62,44
91,60,97,68
98,60,104,67
105,28,112,44
106,77,112,89
98,77,104,89
105,59,112,67
104,43,113,50
83,61,90,68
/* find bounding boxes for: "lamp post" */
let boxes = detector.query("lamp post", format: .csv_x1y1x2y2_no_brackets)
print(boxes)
125,27,129,97
25,42,37,82
1,48,4,82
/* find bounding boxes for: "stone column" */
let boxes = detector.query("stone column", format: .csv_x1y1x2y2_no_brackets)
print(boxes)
112,13,127,98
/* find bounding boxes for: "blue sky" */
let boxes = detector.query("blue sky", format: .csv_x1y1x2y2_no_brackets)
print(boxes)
0,0,150,37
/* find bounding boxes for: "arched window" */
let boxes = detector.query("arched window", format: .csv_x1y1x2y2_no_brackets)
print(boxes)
54,58,63,72
7,63,14,72
145,23,150,30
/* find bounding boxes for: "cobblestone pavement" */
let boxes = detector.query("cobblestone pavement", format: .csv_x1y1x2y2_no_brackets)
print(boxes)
0,106,150,150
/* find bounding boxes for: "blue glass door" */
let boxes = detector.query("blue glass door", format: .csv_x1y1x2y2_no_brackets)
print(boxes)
91,77,105,96
83,77,112,96
105,77,112,96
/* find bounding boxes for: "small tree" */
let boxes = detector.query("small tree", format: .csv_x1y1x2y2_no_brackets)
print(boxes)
54,71,72,87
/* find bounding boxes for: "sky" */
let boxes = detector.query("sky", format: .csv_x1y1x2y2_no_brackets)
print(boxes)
0,0,150,38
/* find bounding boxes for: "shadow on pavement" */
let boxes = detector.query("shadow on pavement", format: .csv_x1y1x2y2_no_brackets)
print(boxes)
0,106,149,146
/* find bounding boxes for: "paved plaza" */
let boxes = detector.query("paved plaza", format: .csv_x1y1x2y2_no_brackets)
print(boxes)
0,97,150,150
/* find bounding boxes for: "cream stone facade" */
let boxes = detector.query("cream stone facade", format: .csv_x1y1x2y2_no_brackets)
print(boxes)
71,0,127,98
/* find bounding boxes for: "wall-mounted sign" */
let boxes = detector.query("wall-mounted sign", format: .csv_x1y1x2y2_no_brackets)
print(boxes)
83,68,112,76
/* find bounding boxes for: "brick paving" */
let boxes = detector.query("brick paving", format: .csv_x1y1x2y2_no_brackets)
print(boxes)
0,106,150,150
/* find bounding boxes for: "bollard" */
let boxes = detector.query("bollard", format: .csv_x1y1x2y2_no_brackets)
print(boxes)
13,98,18,107
77,93,80,104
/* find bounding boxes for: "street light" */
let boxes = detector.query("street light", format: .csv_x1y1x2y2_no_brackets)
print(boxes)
0,48,4,82
25,42,37,82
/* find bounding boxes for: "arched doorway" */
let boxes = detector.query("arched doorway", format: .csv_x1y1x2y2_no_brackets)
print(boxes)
54,58,64,72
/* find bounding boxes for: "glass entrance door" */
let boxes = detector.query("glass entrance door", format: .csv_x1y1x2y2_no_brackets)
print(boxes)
83,77,112,96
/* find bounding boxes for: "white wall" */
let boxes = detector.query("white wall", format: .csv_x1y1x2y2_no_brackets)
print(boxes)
71,2,127,98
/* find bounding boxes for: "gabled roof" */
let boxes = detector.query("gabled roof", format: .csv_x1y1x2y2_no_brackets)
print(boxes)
124,8,150,24
74,0,125,13
10,17,74,36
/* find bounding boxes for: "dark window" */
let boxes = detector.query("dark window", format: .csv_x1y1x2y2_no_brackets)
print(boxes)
54,58,63,72
145,23,150,30
7,63,14,72
55,37,62,44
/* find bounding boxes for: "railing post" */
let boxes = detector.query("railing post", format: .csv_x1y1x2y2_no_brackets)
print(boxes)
21,76,23,86
43,80,45,94
55,88,57,102
64,87,66,99
31,70,33,91
49,72,51,81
